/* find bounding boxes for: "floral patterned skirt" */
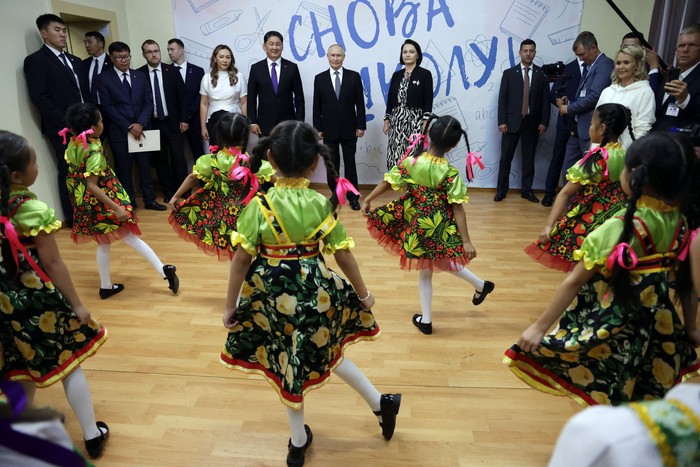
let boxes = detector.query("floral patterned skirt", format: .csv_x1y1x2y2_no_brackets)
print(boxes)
68,167,140,245
524,180,626,272
367,191,469,272
504,271,700,406
219,245,380,409
169,185,244,261
0,249,107,387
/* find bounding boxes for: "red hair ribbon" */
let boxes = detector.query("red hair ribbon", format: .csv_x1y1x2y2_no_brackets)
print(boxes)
399,133,428,165
577,146,610,177
335,177,360,205
57,127,70,145
209,145,219,153
230,166,259,205
75,129,94,150
606,242,638,271
678,229,698,262
465,152,484,181
0,216,52,282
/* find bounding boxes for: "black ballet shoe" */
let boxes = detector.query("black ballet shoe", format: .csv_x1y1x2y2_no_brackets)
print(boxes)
373,393,401,440
99,284,124,299
412,314,432,335
84,421,109,459
472,281,495,305
287,424,313,466
163,264,179,294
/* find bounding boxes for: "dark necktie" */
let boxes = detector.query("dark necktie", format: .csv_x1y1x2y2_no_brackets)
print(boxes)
58,52,70,69
521,67,530,117
60,52,83,99
90,58,99,102
271,62,278,93
122,72,131,97
581,63,589,82
334,71,341,99
153,69,165,120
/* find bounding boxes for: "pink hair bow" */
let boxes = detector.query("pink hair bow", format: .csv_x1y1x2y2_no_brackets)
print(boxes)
578,147,610,177
57,127,71,145
399,133,428,165
465,152,484,182
335,177,360,205
75,129,94,150
606,242,638,271
230,166,259,205
209,145,219,153
0,216,51,282
678,229,698,262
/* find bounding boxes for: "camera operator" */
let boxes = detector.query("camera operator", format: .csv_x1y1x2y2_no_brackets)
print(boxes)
541,59,582,207
557,32,614,173
653,23,700,132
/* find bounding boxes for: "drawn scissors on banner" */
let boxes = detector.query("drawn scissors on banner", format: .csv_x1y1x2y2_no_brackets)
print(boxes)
235,8,271,52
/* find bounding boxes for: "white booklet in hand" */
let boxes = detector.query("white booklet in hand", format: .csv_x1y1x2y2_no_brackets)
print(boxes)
128,130,161,153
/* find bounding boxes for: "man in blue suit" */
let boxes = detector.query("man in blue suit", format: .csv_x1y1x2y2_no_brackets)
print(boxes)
24,13,88,225
98,41,165,210
167,38,206,158
558,31,614,172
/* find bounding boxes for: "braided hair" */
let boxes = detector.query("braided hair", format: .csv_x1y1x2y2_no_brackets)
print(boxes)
215,112,250,151
608,132,695,309
65,102,100,135
580,103,634,173
409,114,471,163
244,121,340,209
0,131,32,277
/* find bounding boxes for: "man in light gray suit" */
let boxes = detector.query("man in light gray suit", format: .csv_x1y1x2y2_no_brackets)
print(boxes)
557,31,614,172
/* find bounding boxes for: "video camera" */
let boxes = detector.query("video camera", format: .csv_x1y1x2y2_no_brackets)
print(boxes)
542,61,566,82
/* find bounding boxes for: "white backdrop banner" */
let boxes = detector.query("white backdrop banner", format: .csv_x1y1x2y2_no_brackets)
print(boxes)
173,0,583,188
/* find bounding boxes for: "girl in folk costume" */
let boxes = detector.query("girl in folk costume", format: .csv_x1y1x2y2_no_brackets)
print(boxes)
63,103,179,299
168,112,274,260
505,132,700,406
0,130,109,459
363,114,494,335
220,121,400,467
525,103,634,272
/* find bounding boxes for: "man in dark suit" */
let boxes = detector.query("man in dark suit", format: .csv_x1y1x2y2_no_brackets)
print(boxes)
495,39,550,203
82,31,112,105
98,41,165,211
138,39,189,201
558,31,614,172
313,44,366,210
541,59,582,207
167,38,206,158
23,13,88,224
653,23,700,132
247,30,304,136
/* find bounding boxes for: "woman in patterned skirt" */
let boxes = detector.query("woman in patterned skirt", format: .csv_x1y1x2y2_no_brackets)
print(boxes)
383,39,434,169
0,130,109,459
505,132,700,407
220,121,400,467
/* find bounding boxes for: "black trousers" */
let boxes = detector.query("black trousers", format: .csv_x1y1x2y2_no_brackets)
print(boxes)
544,128,571,198
46,134,73,225
111,139,156,206
151,118,187,199
324,136,359,200
497,116,539,194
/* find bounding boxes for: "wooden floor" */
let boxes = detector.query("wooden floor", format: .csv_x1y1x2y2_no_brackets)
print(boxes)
35,185,696,466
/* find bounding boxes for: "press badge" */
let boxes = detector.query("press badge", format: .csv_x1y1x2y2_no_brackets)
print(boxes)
665,103,680,117
579,89,587,98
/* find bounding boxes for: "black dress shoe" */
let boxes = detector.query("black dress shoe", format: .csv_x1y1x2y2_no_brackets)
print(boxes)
287,424,313,466
412,314,432,335
99,283,125,299
373,393,401,440
521,192,539,203
472,281,495,305
163,265,179,294
541,195,554,207
144,201,167,211
494,192,506,202
85,421,109,459
349,198,361,211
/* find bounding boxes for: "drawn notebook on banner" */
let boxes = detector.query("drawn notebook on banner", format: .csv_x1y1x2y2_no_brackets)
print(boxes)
500,0,549,43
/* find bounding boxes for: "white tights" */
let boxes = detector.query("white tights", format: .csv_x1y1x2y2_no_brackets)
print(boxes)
285,358,381,447
96,233,165,288
417,267,485,323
